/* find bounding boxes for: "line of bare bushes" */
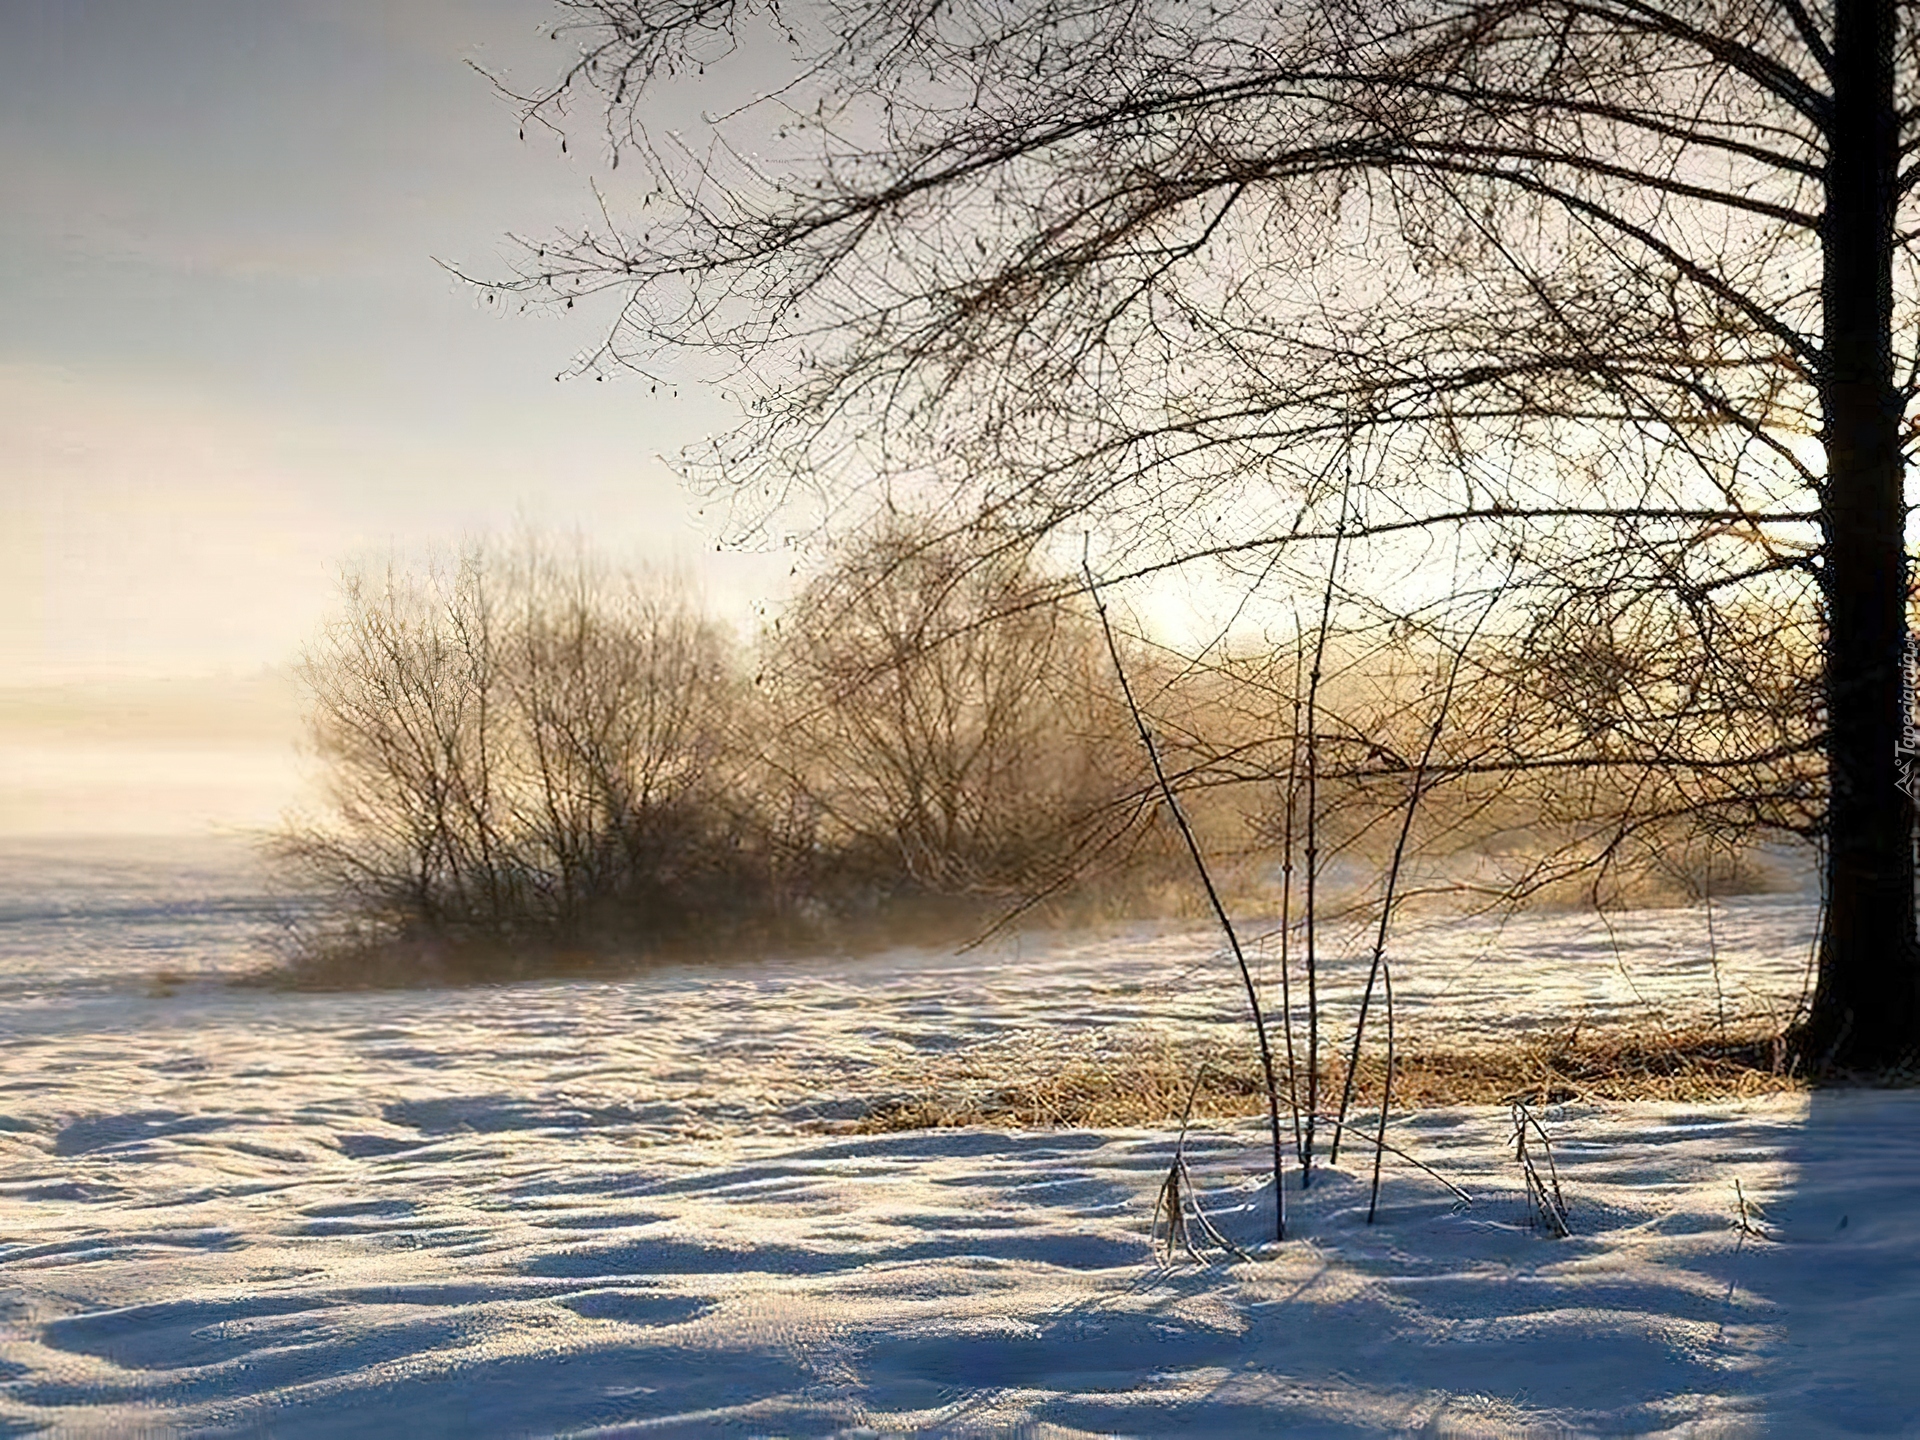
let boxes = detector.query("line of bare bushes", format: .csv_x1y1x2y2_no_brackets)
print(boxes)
268,528,1182,984
267,522,1808,987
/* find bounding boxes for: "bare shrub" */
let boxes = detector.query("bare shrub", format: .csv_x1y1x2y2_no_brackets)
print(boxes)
274,543,757,968
758,521,1146,900
496,545,754,937
1225,606,1813,919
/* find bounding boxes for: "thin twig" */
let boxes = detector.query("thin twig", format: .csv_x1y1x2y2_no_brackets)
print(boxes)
1366,955,1395,1224
1153,1068,1207,1260
1153,1063,1250,1262
1277,633,1306,1162
1086,548,1286,1243
1300,476,1352,1187
1705,848,1727,1036
1332,556,1506,1162
1511,1101,1571,1237
1304,1111,1475,1208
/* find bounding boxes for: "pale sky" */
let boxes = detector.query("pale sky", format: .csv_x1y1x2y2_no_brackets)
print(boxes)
1,0,794,832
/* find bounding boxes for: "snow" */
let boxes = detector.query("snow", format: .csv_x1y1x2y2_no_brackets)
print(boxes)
3,838,1916,1436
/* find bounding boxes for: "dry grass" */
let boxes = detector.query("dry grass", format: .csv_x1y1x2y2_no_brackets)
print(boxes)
849,1023,1823,1133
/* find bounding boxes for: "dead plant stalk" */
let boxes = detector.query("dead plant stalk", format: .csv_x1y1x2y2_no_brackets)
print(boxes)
1086,552,1287,1243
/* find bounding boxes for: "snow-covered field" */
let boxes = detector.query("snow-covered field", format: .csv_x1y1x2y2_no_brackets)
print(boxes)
3,837,1915,1436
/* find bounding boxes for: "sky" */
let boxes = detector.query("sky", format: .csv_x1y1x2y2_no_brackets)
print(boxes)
1,0,795,832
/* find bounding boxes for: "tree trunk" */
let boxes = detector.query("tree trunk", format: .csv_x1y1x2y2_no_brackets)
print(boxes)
1806,0,1920,1067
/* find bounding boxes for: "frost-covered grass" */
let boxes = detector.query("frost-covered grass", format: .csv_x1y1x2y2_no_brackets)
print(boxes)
853,1021,1802,1134
3,839,1914,1436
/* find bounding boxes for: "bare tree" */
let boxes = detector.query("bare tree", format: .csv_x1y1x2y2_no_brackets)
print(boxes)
493,0,1919,1068
501,544,747,933
283,558,519,939
760,519,1143,897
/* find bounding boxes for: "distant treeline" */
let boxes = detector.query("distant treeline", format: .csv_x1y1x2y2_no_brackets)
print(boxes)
271,525,1806,986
